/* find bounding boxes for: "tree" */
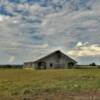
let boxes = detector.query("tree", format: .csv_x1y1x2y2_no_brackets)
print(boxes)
89,62,96,66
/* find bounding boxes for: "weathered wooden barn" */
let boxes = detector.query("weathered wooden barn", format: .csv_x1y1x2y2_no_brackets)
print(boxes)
24,50,77,69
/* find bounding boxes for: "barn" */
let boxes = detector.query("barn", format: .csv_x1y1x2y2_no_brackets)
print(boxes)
24,50,77,69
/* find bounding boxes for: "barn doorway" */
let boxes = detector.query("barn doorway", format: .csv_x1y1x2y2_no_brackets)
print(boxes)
37,62,46,69
50,63,53,68
68,62,74,68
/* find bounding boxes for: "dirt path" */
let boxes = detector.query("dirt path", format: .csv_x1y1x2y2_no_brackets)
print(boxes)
0,91,100,100
29,91,100,100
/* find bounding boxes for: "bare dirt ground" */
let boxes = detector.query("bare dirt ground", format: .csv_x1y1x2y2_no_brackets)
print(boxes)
1,91,100,100
24,91,100,100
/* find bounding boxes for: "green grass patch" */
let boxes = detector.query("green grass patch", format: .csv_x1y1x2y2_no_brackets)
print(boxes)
0,69,100,96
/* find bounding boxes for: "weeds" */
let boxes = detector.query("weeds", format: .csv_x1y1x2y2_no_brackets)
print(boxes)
0,69,100,97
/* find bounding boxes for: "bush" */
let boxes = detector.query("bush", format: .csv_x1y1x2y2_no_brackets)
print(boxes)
74,65,97,69
89,63,96,66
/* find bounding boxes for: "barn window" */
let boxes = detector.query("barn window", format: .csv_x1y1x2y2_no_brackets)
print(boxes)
50,63,53,68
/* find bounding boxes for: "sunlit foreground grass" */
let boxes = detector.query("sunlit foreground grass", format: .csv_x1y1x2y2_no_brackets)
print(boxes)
0,69,100,97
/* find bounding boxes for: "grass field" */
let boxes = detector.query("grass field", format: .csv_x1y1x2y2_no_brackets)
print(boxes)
0,69,100,99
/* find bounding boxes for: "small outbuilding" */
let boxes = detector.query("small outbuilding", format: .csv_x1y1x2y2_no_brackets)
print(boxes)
24,50,77,69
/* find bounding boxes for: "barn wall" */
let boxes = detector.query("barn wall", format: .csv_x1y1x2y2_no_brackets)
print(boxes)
24,62,35,69
24,51,76,69
34,53,72,69
44,54,67,68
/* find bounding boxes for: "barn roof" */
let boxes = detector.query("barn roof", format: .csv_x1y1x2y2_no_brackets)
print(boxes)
33,50,77,63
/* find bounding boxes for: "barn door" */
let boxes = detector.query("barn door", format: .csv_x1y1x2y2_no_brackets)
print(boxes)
37,62,46,69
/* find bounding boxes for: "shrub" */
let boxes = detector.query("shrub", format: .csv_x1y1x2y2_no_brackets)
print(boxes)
89,63,96,66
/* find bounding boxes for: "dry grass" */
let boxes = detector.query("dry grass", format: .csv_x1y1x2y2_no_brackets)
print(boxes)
0,69,100,99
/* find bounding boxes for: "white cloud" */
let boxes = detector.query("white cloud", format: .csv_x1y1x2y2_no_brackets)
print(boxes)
0,16,3,22
0,15,10,22
9,56,15,63
0,0,100,64
40,6,100,35
16,3,42,14
76,42,83,47
68,43,100,57
76,42,89,47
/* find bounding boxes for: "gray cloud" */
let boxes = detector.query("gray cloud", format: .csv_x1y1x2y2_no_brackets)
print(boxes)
0,0,100,64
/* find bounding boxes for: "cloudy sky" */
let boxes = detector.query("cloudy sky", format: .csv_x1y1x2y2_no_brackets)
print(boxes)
0,0,100,65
